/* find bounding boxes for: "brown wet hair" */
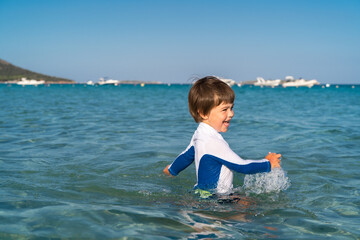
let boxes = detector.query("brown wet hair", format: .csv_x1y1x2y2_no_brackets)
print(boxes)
188,76,235,123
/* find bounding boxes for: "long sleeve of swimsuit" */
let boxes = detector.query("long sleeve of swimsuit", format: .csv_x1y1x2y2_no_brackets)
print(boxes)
168,141,195,176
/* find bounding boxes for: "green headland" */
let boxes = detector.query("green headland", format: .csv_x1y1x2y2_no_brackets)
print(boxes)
0,59,75,84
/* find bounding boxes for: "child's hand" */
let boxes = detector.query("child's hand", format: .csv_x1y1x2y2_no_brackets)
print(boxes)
265,152,282,169
163,165,172,176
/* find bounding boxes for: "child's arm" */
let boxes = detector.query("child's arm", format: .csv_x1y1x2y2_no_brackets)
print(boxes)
265,152,281,169
201,139,279,174
163,145,195,176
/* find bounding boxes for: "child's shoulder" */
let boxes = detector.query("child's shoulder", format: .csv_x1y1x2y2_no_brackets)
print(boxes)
194,126,226,145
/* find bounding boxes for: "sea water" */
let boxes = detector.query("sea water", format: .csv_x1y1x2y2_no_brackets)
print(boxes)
0,84,359,239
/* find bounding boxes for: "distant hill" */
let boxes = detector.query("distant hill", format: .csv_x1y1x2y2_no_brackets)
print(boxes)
0,59,75,83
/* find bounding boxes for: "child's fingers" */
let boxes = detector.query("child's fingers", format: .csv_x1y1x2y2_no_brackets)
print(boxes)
269,152,282,159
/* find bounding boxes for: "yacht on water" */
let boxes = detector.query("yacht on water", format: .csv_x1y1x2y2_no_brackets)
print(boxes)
97,77,120,86
282,76,320,88
254,77,281,88
217,77,237,87
17,78,45,86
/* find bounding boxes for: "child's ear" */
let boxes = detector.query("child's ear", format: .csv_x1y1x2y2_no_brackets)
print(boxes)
198,111,208,120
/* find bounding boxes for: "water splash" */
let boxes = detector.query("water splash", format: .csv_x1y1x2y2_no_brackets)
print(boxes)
243,167,290,194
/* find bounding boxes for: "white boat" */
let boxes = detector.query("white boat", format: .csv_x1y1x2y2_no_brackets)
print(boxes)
217,77,236,87
282,77,320,88
86,80,95,85
17,78,45,86
254,77,281,87
98,77,120,86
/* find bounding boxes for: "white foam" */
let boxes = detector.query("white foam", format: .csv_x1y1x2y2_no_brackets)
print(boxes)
243,167,290,194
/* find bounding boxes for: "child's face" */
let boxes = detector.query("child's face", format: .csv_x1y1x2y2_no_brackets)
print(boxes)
201,102,234,132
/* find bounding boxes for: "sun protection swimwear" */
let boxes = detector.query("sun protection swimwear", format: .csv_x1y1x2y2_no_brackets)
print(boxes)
168,122,271,195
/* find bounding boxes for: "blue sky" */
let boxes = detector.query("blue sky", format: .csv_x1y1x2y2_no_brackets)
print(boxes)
1,0,359,84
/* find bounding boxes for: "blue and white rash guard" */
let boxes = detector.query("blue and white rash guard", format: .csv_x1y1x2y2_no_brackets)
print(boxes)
168,122,271,194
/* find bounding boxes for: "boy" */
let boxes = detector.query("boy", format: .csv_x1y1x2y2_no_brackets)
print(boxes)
163,76,281,196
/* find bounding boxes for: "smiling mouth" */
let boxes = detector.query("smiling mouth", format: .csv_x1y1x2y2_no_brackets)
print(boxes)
224,120,231,126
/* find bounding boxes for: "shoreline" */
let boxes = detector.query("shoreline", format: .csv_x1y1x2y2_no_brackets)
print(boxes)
1,82,359,87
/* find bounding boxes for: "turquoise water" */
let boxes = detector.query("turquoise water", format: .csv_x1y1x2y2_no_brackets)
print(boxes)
0,84,359,239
